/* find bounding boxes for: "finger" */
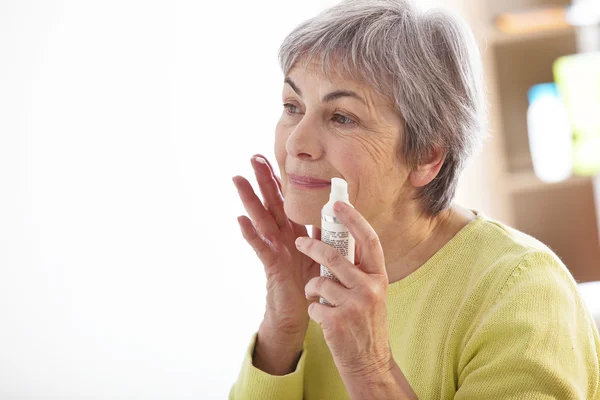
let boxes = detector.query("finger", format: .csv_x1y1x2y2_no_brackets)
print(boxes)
311,226,322,241
295,237,362,289
307,301,333,328
253,153,283,194
236,215,277,269
251,155,288,229
291,220,309,240
232,175,280,245
333,202,386,276
305,276,348,307
354,241,363,266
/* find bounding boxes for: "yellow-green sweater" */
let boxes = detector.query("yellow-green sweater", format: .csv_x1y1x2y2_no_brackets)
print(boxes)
230,212,600,399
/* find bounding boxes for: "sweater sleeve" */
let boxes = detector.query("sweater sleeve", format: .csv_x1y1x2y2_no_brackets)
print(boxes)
455,252,600,400
228,331,307,400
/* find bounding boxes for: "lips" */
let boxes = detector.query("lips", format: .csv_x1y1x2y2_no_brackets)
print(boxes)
288,174,331,185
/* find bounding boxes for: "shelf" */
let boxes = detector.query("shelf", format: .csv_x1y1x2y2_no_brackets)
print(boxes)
508,170,593,193
492,33,577,172
487,25,576,45
483,0,600,282
511,172,600,282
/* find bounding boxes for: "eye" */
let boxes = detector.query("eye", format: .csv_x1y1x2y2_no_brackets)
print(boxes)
283,103,301,115
332,113,355,126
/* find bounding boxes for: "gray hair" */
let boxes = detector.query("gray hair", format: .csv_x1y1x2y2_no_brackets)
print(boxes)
278,0,486,216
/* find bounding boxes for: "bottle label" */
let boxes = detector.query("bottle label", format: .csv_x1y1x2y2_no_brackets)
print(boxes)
319,216,355,306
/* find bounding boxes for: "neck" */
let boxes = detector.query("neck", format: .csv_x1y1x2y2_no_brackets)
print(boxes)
371,203,474,285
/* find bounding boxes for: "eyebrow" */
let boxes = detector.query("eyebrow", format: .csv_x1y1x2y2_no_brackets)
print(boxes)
284,77,366,105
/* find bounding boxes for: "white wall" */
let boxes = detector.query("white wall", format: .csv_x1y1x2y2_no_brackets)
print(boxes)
0,0,329,398
0,1,509,399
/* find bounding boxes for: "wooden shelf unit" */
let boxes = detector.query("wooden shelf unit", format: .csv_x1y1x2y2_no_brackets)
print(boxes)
486,25,575,45
485,0,600,282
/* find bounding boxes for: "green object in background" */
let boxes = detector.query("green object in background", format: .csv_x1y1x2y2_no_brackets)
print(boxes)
553,52,600,175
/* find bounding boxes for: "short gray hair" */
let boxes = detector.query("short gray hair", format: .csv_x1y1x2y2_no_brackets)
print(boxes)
278,0,486,216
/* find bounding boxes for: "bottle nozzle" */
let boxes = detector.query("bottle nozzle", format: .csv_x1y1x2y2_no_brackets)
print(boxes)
329,178,349,202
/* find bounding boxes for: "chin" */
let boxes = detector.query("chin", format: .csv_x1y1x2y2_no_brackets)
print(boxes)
284,201,321,227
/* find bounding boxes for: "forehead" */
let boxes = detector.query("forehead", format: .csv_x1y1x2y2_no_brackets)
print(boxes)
287,58,363,88
285,59,391,107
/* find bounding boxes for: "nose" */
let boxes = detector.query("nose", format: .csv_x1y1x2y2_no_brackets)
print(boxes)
285,114,324,161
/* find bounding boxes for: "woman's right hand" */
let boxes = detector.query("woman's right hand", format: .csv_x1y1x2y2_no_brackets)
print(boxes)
232,154,321,340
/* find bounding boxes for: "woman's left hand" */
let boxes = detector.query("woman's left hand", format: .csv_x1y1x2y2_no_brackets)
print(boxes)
294,200,393,380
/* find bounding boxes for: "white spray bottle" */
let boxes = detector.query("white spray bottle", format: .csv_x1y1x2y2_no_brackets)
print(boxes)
319,178,355,305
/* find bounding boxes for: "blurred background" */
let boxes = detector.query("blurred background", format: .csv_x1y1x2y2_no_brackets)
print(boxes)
0,0,598,399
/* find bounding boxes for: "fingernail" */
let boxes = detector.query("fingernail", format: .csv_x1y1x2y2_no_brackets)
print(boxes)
295,237,305,247
334,202,346,212
253,156,267,165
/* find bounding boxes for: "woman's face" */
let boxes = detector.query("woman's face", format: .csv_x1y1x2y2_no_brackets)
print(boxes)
275,60,411,228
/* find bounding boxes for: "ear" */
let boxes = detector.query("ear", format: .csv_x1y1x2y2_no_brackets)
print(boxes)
408,147,446,188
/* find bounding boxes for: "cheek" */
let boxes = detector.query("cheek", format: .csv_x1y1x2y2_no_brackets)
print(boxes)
354,136,393,168
275,119,289,143
337,140,399,194
332,137,383,170
274,122,289,181
275,118,296,149
274,121,288,147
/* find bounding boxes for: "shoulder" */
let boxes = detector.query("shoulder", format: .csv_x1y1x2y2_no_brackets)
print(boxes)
468,211,558,260
451,212,594,340
455,216,600,397
460,212,574,292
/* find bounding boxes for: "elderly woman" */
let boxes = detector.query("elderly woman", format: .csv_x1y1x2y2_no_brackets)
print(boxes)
229,0,600,398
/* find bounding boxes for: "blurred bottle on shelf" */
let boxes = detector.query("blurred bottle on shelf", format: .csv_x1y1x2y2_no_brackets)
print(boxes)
566,0,600,52
527,83,573,183
554,52,600,176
